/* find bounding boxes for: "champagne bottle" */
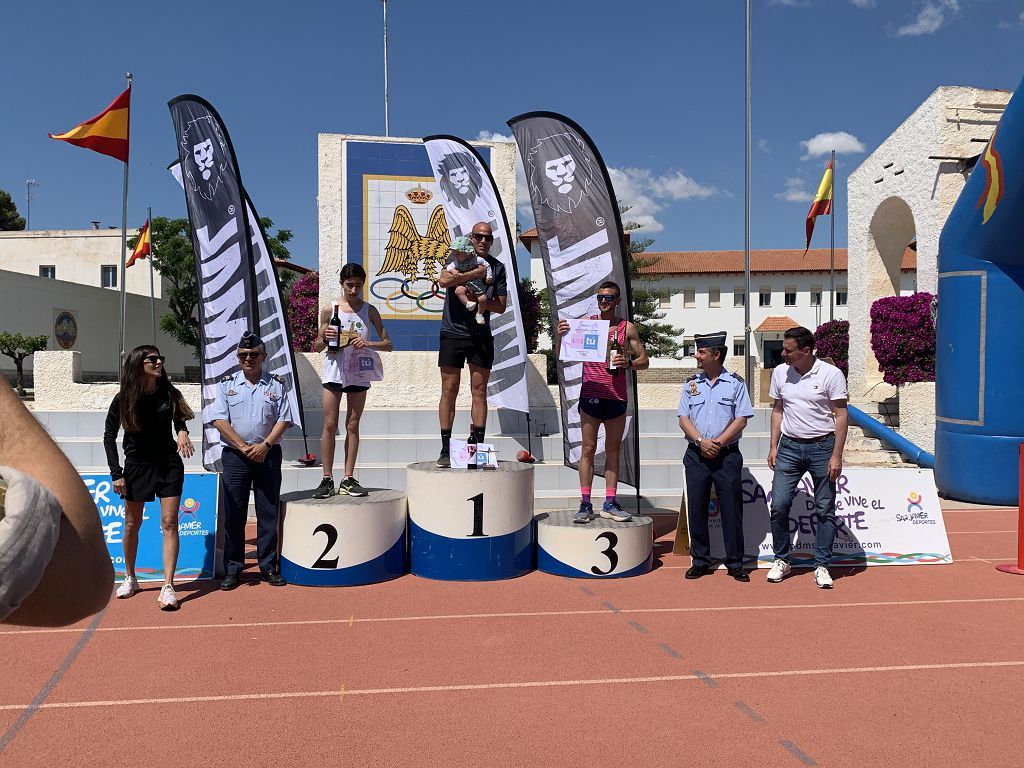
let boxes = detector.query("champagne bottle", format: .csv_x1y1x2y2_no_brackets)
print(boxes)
467,428,478,470
327,303,342,351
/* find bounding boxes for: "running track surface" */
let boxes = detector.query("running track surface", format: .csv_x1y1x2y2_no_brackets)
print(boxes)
2,507,1022,768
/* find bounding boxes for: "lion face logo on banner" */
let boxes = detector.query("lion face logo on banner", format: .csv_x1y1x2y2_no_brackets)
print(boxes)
436,151,483,210
526,132,595,213
377,204,452,283
180,115,228,202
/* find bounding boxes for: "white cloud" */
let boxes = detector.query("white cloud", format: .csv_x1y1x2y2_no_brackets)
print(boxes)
649,171,718,200
768,0,805,6
758,138,771,154
999,11,1024,28
607,167,721,233
849,0,875,7
801,131,866,158
775,177,814,203
893,0,959,37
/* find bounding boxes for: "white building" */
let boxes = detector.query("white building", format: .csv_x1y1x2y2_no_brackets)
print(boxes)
0,227,189,382
0,227,162,297
521,229,916,387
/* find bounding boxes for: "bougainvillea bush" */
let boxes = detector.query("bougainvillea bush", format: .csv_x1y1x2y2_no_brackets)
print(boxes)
287,272,320,352
869,292,935,386
813,320,849,377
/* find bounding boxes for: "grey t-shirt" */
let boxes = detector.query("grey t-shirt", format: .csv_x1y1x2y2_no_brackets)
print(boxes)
439,253,507,340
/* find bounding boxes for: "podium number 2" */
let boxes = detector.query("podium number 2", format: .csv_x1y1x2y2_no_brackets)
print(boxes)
312,523,340,569
591,531,619,575
467,493,485,537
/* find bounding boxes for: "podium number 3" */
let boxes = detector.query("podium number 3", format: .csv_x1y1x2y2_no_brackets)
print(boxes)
591,531,619,575
312,523,340,569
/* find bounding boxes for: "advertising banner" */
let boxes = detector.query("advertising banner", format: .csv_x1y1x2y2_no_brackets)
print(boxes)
508,112,639,487
684,467,952,567
83,472,220,581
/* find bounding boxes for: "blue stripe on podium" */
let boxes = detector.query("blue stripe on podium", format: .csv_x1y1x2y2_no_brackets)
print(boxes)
536,544,653,579
279,531,407,586
409,518,535,581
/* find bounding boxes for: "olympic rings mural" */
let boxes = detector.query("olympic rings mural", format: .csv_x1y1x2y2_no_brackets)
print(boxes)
370,276,444,315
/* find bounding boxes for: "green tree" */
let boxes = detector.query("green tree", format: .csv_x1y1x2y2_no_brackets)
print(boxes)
0,190,26,231
129,216,293,358
0,332,48,395
621,206,683,358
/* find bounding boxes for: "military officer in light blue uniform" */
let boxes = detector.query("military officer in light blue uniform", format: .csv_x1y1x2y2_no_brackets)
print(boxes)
677,331,754,582
210,332,296,590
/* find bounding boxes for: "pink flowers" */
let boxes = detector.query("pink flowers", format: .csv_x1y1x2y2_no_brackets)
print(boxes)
287,273,320,352
869,293,935,386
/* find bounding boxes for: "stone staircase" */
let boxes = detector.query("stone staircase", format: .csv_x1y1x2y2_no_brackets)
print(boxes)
844,398,914,467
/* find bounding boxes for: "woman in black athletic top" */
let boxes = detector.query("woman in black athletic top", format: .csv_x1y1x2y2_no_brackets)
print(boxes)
103,345,194,610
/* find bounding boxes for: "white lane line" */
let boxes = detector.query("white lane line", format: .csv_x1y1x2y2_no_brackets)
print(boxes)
3,597,1021,637
971,556,994,564
3,660,1023,712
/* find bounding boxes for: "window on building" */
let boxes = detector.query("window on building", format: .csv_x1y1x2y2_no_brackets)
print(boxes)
836,290,848,306
734,289,745,307
759,289,771,307
784,286,797,307
39,265,56,279
101,265,118,288
810,287,822,307
733,338,746,357
682,337,696,356
658,291,672,309
708,287,720,307
683,288,696,308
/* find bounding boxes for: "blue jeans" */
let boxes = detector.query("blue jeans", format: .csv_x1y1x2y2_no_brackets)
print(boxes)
769,435,837,567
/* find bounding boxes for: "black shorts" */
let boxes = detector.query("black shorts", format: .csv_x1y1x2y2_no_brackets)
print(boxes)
438,334,494,369
579,397,628,421
122,455,185,502
323,382,370,394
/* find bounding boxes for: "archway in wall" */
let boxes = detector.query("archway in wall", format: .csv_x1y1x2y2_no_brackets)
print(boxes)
863,196,916,387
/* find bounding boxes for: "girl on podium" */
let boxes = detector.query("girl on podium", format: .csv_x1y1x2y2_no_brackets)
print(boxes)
312,263,393,499
103,345,194,610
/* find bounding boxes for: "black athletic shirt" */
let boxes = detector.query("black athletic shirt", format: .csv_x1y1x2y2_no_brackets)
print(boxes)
103,391,187,480
439,253,507,340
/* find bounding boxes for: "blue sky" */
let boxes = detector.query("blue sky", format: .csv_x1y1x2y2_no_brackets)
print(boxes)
3,0,1022,275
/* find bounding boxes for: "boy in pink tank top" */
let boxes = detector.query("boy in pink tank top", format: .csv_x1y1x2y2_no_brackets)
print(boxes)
556,281,649,523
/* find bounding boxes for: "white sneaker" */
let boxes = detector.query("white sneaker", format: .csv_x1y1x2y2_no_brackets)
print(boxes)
157,583,179,610
115,576,139,599
475,314,487,325
814,566,834,589
464,301,477,311
766,559,791,583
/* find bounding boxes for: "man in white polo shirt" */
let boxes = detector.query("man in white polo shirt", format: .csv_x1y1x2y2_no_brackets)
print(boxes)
765,326,848,589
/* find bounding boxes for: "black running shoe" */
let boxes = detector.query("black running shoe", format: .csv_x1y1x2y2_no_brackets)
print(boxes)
339,476,368,497
312,477,335,499
436,450,451,468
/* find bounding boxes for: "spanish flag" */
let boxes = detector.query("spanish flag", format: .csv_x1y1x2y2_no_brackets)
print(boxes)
804,159,834,253
126,218,150,268
49,87,130,162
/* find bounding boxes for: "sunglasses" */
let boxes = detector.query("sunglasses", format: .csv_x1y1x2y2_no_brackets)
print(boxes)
596,294,619,303
470,233,494,242
237,351,262,360
143,355,165,364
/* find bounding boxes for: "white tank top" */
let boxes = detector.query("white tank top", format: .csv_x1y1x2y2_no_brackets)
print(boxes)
323,302,372,386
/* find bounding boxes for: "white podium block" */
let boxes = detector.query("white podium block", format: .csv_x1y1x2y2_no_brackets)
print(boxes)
536,510,654,578
278,490,407,586
407,461,534,580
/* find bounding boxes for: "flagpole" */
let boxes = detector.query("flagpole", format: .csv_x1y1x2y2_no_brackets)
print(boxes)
382,0,390,137
117,72,133,371
147,207,156,340
829,148,836,323
743,0,753,394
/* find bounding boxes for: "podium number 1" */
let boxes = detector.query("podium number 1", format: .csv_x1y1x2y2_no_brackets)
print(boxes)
467,493,485,537
591,531,619,575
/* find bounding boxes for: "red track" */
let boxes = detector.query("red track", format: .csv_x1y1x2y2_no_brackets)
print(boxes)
2,507,1022,767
